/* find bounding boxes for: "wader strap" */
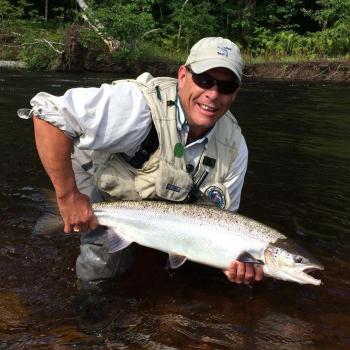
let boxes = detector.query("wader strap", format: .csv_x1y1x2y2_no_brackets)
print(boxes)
81,161,93,171
185,156,217,203
127,122,159,169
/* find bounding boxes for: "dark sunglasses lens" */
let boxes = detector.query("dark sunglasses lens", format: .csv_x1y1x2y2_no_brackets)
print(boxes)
191,71,239,94
192,73,215,89
217,81,239,94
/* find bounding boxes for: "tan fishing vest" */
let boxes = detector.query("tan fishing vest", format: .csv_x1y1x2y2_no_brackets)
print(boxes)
92,73,243,209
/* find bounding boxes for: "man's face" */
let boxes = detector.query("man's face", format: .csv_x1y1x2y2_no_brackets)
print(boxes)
178,65,239,139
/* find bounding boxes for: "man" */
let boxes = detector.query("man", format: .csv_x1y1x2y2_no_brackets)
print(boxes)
22,37,263,287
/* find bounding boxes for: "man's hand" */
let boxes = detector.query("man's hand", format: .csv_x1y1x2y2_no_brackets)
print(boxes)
33,117,98,234
224,261,264,284
57,190,98,234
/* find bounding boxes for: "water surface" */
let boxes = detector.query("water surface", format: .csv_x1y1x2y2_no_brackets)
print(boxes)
0,71,349,349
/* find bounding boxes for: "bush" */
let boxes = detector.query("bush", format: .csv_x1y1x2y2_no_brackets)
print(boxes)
17,22,64,70
89,1,155,50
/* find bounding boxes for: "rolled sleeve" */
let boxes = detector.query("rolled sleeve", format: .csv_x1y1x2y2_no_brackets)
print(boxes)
29,82,152,153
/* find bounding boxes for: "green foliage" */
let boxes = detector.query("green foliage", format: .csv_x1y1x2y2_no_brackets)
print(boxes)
16,22,64,70
303,0,350,28
79,24,106,52
265,0,303,30
1,0,350,69
0,0,38,23
0,0,14,21
88,0,155,49
166,1,218,50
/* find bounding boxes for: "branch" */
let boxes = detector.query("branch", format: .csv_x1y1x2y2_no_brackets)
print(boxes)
75,0,120,53
19,40,64,54
142,28,161,38
177,0,191,47
41,39,64,54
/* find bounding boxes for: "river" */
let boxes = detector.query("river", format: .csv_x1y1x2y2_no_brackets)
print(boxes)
0,71,349,349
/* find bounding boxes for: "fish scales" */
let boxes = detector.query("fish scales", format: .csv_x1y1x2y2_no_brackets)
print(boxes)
93,201,285,245
35,197,324,285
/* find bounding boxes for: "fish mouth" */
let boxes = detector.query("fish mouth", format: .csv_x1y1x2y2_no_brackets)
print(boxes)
289,264,324,286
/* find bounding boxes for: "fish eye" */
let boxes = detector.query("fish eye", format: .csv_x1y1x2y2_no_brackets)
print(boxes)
294,256,304,264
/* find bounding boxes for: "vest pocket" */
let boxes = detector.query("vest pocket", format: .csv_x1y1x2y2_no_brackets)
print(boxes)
155,160,193,201
93,155,141,200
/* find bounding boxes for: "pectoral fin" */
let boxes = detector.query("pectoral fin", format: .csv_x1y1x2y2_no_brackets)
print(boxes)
107,228,133,253
237,252,264,265
167,254,187,269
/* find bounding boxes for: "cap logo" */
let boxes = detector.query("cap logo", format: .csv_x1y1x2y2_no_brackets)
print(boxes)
217,46,231,58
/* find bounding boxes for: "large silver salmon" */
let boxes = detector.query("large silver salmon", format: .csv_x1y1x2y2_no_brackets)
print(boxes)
86,200,323,286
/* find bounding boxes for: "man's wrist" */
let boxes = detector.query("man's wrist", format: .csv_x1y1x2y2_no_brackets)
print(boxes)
55,186,79,201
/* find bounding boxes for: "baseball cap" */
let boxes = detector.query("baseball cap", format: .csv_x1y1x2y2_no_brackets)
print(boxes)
185,37,244,82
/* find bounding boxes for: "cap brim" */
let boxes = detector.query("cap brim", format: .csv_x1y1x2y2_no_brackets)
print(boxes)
190,59,242,82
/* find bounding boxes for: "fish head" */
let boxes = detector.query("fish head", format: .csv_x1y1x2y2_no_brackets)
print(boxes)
264,240,324,286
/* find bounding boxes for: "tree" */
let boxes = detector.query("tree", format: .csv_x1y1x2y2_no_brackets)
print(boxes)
75,0,120,52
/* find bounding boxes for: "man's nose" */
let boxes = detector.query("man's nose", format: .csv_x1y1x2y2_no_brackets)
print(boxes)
204,83,219,98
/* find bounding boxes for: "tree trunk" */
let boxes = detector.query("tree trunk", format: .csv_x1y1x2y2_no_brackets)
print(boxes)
75,0,120,53
177,0,191,47
45,0,48,21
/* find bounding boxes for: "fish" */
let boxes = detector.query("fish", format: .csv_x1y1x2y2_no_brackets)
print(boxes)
34,196,324,286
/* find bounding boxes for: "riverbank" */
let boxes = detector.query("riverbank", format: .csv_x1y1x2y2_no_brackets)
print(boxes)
244,60,350,82
1,59,349,82
0,60,27,70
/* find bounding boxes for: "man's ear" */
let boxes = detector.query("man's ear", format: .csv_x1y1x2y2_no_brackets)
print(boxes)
177,65,187,89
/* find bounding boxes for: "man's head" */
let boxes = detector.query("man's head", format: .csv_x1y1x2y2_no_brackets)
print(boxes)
178,37,244,139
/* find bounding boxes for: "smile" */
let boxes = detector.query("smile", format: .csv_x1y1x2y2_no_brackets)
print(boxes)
198,103,217,112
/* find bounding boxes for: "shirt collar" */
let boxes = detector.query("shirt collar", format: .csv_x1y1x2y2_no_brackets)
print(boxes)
176,97,216,146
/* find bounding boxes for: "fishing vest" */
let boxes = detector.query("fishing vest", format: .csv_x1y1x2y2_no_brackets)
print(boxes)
92,73,243,209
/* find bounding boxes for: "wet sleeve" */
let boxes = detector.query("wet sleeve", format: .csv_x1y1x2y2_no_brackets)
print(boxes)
223,136,248,212
28,82,152,153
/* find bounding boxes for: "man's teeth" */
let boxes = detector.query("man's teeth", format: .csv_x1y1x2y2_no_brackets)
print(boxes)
199,104,215,111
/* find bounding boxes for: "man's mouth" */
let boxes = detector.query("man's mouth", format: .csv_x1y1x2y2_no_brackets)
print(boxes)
198,103,217,112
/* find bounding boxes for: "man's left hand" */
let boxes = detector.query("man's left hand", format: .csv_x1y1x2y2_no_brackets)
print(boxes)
224,261,264,284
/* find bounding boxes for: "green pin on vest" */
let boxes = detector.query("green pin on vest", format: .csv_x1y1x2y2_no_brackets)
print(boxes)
174,143,185,158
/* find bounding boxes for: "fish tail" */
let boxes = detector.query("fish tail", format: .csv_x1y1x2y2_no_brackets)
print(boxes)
32,188,64,236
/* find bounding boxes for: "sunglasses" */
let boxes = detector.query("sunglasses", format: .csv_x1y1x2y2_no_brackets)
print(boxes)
186,67,240,95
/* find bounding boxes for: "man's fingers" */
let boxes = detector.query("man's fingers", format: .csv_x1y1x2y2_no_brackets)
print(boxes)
235,261,246,284
64,223,82,234
89,215,99,231
244,263,255,284
224,261,264,284
64,222,71,234
224,261,237,282
63,214,98,234
254,265,264,282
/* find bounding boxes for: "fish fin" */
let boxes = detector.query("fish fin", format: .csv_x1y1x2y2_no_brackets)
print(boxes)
36,188,60,215
107,228,133,253
167,254,187,269
33,212,64,236
237,252,264,265
31,188,64,236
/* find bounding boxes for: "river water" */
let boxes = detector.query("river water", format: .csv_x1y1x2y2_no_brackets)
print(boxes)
0,71,349,349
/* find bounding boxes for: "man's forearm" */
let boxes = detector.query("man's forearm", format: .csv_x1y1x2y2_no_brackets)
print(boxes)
33,116,78,198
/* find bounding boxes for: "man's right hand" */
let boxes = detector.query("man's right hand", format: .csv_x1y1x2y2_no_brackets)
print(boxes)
33,117,99,234
57,190,98,234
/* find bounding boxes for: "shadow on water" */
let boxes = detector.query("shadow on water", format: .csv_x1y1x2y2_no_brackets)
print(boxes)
0,71,349,349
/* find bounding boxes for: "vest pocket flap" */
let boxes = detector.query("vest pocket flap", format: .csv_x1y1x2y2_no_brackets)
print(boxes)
93,155,141,200
155,160,193,201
